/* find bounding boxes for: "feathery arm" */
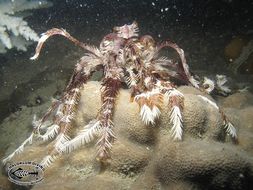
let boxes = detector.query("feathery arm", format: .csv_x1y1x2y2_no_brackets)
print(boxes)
158,40,199,88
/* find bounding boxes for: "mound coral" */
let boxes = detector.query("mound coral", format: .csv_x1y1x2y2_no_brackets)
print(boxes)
1,82,252,190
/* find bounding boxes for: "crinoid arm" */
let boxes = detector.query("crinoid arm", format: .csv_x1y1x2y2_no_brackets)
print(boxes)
96,76,121,161
164,88,185,140
2,54,102,166
158,40,199,88
44,55,122,164
2,133,34,164
2,111,56,164
197,95,237,139
134,87,163,125
30,28,101,60
215,75,232,96
38,61,104,167
60,120,102,153
1,78,81,166
60,77,121,161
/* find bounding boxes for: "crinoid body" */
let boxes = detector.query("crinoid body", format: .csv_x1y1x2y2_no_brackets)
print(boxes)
2,22,237,168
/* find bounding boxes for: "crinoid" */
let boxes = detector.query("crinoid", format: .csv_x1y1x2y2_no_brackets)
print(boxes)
2,22,237,167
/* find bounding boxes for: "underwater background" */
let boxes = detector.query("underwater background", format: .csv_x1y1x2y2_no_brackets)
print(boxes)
0,0,253,189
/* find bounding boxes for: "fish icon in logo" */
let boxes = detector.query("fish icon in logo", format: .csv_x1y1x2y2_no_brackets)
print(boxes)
7,161,44,185
11,168,39,179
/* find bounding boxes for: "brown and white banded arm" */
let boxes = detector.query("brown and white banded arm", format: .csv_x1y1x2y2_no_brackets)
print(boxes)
158,40,199,88
30,28,102,60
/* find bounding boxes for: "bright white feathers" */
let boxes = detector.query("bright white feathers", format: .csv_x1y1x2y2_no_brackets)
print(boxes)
169,106,183,140
139,104,161,125
60,120,101,153
39,124,60,141
165,89,184,140
134,88,161,125
224,121,237,138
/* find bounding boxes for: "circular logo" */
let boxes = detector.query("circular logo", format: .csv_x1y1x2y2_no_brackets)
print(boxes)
7,161,44,186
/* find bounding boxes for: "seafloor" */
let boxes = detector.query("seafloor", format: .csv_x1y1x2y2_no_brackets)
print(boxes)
0,0,253,190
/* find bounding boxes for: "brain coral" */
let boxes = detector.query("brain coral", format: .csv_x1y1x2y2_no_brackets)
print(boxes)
1,81,253,190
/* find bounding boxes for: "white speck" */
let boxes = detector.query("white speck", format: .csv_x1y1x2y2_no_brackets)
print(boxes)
158,34,161,38
165,7,168,11
161,8,163,12
39,1,42,5
152,2,155,6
